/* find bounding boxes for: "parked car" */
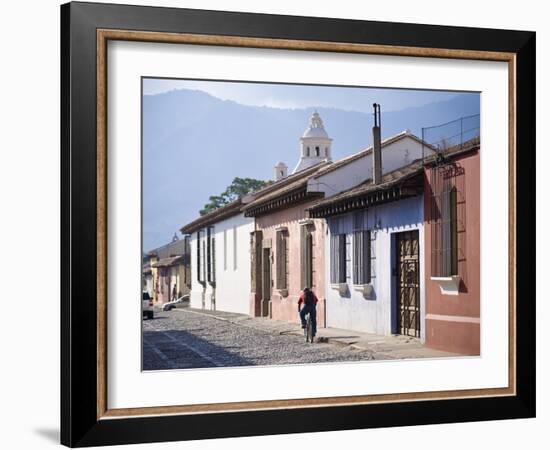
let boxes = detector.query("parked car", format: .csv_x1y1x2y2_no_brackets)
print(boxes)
142,291,154,319
163,294,190,311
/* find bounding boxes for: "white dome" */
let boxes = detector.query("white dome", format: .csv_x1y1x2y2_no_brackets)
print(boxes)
302,127,329,139
275,161,287,167
302,112,330,139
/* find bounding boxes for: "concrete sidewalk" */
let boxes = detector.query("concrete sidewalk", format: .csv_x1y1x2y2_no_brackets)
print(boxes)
175,307,458,360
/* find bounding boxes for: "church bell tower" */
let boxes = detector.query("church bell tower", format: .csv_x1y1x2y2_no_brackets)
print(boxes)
292,111,332,174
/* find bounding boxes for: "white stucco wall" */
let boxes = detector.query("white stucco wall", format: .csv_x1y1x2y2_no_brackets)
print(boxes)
308,135,430,196
325,196,425,341
189,232,205,309
211,214,254,315
188,214,254,314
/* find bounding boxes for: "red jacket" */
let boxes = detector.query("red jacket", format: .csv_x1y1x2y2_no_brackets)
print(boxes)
298,292,318,306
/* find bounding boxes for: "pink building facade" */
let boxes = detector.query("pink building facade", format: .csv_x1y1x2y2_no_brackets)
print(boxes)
424,145,480,355
243,162,329,327
250,202,326,326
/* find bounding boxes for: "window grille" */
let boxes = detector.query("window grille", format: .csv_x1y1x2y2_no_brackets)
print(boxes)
223,229,227,271
207,226,216,284
350,212,372,285
206,227,212,282
330,233,347,283
197,230,205,283
233,227,238,270
430,163,465,277
353,230,371,284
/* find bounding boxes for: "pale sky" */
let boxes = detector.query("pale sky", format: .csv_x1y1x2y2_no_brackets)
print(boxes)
143,78,474,113
142,77,479,250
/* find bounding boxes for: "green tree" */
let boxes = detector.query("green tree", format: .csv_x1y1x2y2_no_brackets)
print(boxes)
199,177,271,216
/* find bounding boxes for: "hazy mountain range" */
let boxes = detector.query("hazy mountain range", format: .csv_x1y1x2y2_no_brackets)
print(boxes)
143,89,479,251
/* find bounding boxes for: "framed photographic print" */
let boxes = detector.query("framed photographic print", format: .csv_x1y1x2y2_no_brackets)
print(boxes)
60,1,535,447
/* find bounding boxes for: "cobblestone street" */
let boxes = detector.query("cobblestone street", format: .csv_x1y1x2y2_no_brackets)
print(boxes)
142,308,376,370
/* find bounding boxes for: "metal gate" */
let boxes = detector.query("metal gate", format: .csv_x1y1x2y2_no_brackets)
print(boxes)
396,231,420,337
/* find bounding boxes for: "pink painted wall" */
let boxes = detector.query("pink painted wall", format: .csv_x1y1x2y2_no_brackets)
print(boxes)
424,150,480,355
255,201,326,327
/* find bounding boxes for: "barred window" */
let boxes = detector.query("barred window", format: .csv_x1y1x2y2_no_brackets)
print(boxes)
440,187,458,276
206,227,211,282
353,230,371,284
197,229,206,283
212,235,216,281
223,229,227,271
430,164,464,277
206,226,216,283
276,230,288,289
233,227,238,270
330,233,347,284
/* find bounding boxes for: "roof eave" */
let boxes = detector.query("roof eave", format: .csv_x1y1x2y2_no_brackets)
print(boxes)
244,187,324,217
180,200,243,234
308,185,422,218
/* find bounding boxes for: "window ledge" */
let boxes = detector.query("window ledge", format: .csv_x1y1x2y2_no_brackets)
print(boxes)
353,284,375,299
278,288,289,298
330,283,348,295
430,276,460,296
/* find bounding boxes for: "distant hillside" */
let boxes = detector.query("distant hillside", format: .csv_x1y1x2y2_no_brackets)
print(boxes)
143,89,479,250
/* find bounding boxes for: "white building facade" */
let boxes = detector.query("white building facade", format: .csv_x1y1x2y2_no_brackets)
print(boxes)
307,130,431,197
182,201,254,315
320,195,425,339
306,130,431,340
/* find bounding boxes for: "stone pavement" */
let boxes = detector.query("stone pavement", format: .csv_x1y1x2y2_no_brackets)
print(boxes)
178,307,458,360
142,307,378,370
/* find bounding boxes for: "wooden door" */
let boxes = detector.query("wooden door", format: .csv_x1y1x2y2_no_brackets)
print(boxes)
262,248,272,316
396,231,420,337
